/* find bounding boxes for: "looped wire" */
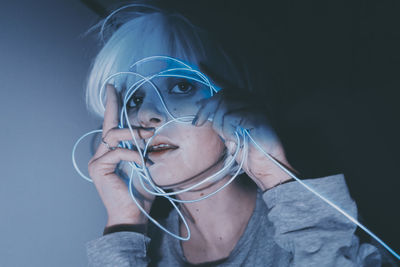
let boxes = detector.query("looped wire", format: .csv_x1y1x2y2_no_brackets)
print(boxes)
100,3,162,43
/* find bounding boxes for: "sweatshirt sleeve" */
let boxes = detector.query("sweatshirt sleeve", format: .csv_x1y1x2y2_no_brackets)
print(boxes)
86,231,150,267
263,174,382,267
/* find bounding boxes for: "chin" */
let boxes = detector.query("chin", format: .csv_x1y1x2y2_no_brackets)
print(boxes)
147,162,180,187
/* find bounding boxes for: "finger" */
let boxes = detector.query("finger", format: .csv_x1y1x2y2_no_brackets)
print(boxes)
103,128,155,147
94,127,155,159
95,148,149,167
193,95,222,126
212,106,241,142
211,101,227,138
222,113,243,143
103,84,120,135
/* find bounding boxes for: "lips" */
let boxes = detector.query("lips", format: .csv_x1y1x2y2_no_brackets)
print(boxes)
146,137,179,156
148,143,179,152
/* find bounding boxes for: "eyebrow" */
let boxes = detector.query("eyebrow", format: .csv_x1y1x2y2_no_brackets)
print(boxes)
162,76,194,89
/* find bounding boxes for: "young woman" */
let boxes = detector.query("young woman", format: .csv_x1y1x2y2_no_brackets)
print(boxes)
84,2,384,266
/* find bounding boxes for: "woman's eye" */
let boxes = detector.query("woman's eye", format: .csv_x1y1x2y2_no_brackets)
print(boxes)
126,95,143,109
170,81,194,94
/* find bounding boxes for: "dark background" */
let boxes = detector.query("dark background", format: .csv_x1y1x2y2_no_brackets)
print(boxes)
81,0,400,253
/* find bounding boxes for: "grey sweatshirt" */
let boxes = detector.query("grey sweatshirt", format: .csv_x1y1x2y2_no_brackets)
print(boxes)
86,174,386,266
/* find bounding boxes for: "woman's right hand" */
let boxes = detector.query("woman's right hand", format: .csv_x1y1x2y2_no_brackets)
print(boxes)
88,84,155,227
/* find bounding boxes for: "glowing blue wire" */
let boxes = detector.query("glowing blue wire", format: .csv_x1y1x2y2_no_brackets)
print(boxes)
123,56,400,257
100,4,162,43
108,60,230,239
243,129,400,261
142,130,247,203
109,59,230,238
141,130,243,199
99,71,144,112
72,55,400,260
139,129,242,197
129,55,192,70
122,74,186,123
72,129,102,183
154,67,219,93
111,58,219,189
128,166,191,241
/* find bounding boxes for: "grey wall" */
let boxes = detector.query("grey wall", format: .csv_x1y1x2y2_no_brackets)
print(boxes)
0,1,108,266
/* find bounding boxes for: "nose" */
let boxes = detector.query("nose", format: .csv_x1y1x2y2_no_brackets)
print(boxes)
135,94,167,128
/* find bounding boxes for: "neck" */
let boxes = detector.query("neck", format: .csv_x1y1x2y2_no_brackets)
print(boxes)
177,176,257,262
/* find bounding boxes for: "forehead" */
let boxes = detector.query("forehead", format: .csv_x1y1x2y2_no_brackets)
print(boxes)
123,56,207,90
134,60,171,76
131,56,196,75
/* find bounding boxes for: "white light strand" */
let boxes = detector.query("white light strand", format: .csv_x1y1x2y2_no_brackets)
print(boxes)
244,129,400,260
72,56,400,260
100,4,162,43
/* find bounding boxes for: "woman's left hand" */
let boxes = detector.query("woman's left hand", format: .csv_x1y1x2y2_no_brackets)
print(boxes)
193,65,293,191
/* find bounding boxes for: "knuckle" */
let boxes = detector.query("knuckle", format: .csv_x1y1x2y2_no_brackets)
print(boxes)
104,128,120,145
88,161,98,176
88,157,97,167
112,147,124,155
88,158,98,168
107,131,117,143
103,128,113,139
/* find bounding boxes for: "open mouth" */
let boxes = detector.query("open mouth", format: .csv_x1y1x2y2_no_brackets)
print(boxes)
147,143,179,156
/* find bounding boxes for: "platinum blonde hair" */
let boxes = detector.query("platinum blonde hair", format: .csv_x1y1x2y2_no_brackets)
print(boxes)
86,7,250,117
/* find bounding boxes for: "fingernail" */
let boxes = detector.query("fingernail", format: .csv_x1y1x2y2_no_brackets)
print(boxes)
192,116,198,126
197,117,208,126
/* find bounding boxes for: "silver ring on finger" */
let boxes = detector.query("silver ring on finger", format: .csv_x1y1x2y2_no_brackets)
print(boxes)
101,137,117,151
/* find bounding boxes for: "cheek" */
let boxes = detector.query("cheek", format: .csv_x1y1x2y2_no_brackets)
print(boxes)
125,110,138,126
148,125,226,187
180,126,225,168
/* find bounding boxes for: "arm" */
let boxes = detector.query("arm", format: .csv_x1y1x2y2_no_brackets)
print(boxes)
86,85,155,266
86,232,150,267
263,174,382,267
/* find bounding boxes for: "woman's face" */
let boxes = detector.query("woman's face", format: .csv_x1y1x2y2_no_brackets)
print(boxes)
125,66,226,188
